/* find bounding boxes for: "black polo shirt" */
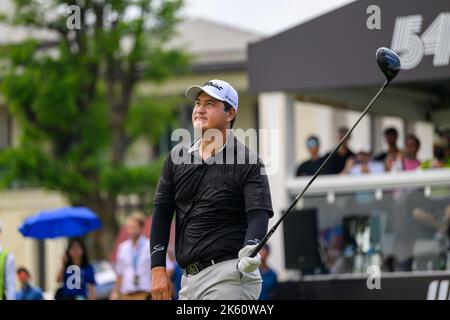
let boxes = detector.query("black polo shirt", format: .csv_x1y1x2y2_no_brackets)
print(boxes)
153,133,274,268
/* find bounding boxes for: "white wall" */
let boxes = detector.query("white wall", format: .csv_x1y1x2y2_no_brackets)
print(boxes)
413,121,433,161
345,110,371,153
294,102,334,165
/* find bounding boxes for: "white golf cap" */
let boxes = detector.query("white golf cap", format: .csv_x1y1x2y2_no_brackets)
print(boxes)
185,79,238,111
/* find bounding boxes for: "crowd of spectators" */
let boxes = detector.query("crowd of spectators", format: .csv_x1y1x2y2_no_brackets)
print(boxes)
296,127,450,177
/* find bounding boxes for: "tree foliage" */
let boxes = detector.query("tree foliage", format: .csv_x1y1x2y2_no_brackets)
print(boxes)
0,0,189,258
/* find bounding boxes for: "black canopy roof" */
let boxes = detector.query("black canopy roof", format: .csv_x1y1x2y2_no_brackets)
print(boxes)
248,0,450,93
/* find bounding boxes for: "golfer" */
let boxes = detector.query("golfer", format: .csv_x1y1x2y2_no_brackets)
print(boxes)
150,79,274,300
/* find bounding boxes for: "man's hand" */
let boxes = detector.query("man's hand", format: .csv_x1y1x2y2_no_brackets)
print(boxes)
237,244,261,273
151,267,172,300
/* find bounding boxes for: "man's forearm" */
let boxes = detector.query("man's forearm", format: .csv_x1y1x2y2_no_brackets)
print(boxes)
243,210,269,246
150,203,175,268
88,284,96,300
112,275,122,294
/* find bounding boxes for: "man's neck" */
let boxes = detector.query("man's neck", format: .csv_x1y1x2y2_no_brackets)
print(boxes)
131,236,140,245
200,128,229,159
22,283,31,290
388,146,398,153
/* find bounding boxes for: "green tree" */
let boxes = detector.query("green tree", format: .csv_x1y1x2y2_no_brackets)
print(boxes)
0,0,189,258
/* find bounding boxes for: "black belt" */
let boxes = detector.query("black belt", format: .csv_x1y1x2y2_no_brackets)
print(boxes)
183,254,237,276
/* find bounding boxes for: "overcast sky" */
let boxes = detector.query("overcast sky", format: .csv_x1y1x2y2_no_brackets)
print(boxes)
0,1,357,36
183,0,357,35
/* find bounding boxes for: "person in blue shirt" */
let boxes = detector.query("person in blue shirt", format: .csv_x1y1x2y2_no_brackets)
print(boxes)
259,244,278,300
171,263,183,300
56,238,96,300
16,267,43,300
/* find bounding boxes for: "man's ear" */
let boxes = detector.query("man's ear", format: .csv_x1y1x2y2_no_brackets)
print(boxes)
227,108,236,122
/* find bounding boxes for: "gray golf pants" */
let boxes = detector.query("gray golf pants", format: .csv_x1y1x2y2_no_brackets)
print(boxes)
178,259,262,300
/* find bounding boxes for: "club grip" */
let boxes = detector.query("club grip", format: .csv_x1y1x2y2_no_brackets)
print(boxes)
249,228,275,257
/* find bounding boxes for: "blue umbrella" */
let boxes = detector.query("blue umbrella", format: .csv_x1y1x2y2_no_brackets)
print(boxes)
19,207,102,239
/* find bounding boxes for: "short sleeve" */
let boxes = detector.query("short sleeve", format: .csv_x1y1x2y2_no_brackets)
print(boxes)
154,155,175,205
243,162,274,217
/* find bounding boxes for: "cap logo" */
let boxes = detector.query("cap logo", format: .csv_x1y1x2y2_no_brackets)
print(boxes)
225,95,237,106
203,81,223,90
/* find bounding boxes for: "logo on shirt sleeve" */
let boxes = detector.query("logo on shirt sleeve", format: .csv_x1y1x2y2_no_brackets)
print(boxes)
151,244,165,256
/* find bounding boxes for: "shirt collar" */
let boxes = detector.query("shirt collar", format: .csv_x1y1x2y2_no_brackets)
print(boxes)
187,137,201,154
188,131,233,156
128,235,146,247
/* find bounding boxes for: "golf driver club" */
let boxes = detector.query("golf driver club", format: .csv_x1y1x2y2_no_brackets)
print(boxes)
249,47,401,258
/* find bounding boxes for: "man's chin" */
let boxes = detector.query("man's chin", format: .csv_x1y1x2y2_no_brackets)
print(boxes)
193,122,209,130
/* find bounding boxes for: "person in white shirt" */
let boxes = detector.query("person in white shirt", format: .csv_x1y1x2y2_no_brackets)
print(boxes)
342,150,385,175
0,219,16,300
110,213,173,300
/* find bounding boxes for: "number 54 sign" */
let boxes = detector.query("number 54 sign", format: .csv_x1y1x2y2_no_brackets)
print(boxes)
391,13,450,69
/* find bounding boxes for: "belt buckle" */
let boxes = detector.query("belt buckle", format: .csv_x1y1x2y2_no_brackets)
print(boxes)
186,263,200,275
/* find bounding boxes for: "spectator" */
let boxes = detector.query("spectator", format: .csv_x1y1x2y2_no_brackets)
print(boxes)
385,134,421,172
375,127,401,163
110,213,174,300
322,127,354,174
56,238,96,300
421,144,450,169
342,150,384,175
296,135,325,176
403,134,421,171
258,244,277,300
16,267,44,300
167,249,182,300
170,264,183,300
444,130,450,159
0,219,15,300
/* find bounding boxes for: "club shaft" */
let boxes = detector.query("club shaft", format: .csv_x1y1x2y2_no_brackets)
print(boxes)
250,80,389,257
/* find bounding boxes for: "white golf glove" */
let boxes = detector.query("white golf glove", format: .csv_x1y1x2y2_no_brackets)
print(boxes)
237,244,261,273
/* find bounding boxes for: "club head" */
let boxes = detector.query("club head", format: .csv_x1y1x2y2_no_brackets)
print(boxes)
376,47,401,83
